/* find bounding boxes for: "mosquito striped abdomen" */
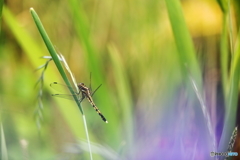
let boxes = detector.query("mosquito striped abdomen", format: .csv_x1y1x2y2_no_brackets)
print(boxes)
91,101,108,123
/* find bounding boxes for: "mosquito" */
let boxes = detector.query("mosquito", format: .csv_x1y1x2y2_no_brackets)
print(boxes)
50,77,108,123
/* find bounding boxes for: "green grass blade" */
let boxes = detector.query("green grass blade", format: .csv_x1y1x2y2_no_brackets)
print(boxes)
219,27,240,152
30,8,94,159
82,115,93,160
220,13,229,99
1,124,8,160
67,0,120,146
218,0,232,101
2,6,43,65
108,44,134,158
0,0,3,33
0,0,2,15
3,7,92,150
165,0,202,87
0,0,3,60
165,0,216,151
29,8,83,114
216,0,228,13
68,0,103,80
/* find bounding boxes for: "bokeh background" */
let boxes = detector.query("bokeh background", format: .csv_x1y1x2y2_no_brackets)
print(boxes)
0,0,240,160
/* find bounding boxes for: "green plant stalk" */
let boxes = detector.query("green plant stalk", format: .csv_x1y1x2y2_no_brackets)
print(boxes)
3,6,102,158
227,0,234,56
3,6,45,65
165,0,216,151
29,8,93,159
3,6,89,140
219,26,240,152
29,8,82,114
0,0,2,15
220,13,229,102
216,0,228,13
165,0,202,87
108,44,134,158
67,0,120,146
218,1,240,152
0,0,3,59
83,115,92,160
68,0,103,81
0,0,3,34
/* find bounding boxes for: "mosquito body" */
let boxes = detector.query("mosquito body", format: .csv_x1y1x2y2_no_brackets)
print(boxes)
50,81,108,123
77,83,108,123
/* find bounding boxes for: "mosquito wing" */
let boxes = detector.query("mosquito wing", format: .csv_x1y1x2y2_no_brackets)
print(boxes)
51,93,80,101
50,82,78,94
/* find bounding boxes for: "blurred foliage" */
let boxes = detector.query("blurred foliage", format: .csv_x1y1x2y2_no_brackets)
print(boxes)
0,0,3,21
0,0,239,159
216,0,228,13
0,0,3,39
233,0,240,27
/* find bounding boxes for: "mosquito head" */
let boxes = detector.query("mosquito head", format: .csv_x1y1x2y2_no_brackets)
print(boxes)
77,83,85,89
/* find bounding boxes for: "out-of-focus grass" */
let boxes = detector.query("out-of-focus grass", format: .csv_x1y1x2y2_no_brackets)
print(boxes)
1,124,8,160
219,22,240,152
108,44,134,157
0,0,239,159
2,5,98,159
165,0,215,157
220,13,229,98
30,8,95,159
165,0,202,84
217,0,240,153
0,0,2,31
67,0,121,149
216,0,228,13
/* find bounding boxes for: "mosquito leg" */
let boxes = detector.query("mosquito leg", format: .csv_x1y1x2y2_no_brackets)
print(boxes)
88,72,101,97
91,84,102,97
79,92,85,103
79,97,84,103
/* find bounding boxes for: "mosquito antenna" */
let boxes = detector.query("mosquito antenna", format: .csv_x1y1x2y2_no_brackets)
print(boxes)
89,72,92,91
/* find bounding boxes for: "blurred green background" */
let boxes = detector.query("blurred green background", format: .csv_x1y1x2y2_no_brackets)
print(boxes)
0,0,239,159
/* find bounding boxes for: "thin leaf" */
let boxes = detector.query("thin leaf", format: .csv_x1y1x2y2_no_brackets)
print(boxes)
220,13,229,99
216,0,228,13
0,0,3,34
29,8,83,114
30,8,94,159
3,6,95,156
219,26,240,151
108,44,134,158
165,0,202,87
59,54,79,93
